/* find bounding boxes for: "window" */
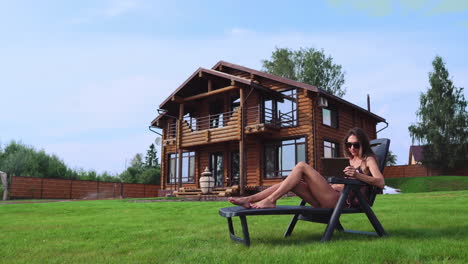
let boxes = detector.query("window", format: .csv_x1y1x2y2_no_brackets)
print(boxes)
263,89,298,127
230,152,240,185
167,152,195,184
323,140,339,158
210,153,224,187
264,137,306,178
210,103,224,129
322,108,338,128
167,120,177,139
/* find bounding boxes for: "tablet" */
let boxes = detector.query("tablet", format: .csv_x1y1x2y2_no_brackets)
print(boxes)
321,158,350,178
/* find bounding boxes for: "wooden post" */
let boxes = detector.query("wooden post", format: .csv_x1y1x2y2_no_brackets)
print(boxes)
239,88,245,196
177,103,184,190
208,79,212,92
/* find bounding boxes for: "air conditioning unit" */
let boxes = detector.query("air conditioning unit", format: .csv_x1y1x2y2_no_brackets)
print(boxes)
318,97,328,108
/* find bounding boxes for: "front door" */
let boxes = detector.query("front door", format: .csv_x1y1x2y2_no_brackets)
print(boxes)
210,152,224,187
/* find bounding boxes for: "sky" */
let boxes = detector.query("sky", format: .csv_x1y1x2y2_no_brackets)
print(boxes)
1,0,467,175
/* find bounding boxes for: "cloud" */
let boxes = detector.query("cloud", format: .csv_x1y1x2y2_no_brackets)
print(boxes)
228,28,255,37
328,0,468,18
327,0,394,17
68,0,140,24
427,0,468,15
101,0,139,17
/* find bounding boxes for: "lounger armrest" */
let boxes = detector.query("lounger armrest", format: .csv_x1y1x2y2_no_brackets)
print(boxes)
327,177,367,186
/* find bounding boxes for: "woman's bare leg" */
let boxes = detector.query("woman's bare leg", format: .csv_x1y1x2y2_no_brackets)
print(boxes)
228,183,281,208
229,180,321,208
252,162,339,209
291,180,321,207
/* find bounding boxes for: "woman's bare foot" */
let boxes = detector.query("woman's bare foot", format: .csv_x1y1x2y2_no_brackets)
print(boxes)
228,197,251,209
251,197,276,209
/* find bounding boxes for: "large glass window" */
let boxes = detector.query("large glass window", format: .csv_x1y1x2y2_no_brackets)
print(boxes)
167,152,196,184
230,152,240,186
263,89,298,127
210,153,224,186
323,141,339,158
264,137,306,178
322,108,338,128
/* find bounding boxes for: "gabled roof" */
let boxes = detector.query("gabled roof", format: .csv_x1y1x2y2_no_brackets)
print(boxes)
152,60,386,127
158,67,252,109
212,60,320,93
213,61,385,123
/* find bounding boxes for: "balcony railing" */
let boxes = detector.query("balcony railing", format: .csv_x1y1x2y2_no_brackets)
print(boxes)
245,105,296,128
165,105,297,143
183,109,238,132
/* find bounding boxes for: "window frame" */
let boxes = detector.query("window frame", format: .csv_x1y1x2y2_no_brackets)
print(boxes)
166,152,196,184
323,139,340,158
263,136,307,179
321,107,339,129
262,88,299,128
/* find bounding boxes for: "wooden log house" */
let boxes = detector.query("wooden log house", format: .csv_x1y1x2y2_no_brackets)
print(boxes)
150,61,386,195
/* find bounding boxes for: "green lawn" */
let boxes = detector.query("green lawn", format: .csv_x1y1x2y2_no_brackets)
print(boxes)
385,176,468,193
1,191,468,264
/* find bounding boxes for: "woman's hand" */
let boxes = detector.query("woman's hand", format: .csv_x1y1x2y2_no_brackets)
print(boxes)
343,166,357,177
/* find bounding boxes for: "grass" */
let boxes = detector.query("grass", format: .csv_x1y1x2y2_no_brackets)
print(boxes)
1,191,468,263
385,176,468,193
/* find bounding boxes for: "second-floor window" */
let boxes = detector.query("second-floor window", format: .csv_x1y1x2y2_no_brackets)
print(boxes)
210,103,224,129
264,88,298,127
322,107,338,128
167,120,177,139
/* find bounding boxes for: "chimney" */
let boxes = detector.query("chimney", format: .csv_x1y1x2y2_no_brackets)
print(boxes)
367,94,371,112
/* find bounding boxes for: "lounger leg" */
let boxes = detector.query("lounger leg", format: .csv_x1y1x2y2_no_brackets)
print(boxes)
227,216,251,246
355,192,387,237
284,199,307,237
284,214,300,237
336,222,344,232
321,186,350,242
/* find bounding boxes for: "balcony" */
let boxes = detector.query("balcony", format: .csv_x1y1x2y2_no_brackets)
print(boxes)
163,105,296,147
180,108,241,147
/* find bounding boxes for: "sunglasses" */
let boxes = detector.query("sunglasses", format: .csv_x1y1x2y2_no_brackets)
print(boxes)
345,142,361,149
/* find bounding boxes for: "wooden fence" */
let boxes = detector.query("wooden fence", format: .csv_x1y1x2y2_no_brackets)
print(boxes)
10,176,160,199
383,165,468,178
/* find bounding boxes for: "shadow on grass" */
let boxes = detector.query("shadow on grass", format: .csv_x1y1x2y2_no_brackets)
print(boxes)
235,225,468,246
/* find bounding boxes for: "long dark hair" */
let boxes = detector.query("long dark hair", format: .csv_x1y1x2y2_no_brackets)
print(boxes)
343,127,374,159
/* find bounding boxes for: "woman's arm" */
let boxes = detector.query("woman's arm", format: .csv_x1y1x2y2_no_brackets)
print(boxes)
344,157,385,188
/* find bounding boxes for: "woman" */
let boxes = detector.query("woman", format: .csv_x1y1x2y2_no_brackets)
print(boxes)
228,127,385,209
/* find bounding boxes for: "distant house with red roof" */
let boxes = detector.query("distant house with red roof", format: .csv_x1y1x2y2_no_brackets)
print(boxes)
408,145,424,165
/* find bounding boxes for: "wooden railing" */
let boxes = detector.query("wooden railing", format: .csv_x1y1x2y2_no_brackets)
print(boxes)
166,105,296,147
180,109,241,147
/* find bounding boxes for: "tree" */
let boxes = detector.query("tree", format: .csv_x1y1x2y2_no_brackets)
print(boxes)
145,144,158,168
262,47,346,97
130,153,144,170
408,56,468,169
385,150,397,166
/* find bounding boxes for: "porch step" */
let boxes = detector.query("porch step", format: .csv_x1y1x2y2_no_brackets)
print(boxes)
174,185,239,197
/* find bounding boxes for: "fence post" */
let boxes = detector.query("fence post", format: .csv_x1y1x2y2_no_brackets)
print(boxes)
69,180,73,199
40,178,44,199
0,171,7,201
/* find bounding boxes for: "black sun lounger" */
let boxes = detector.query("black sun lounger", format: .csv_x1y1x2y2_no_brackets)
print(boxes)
219,138,390,246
